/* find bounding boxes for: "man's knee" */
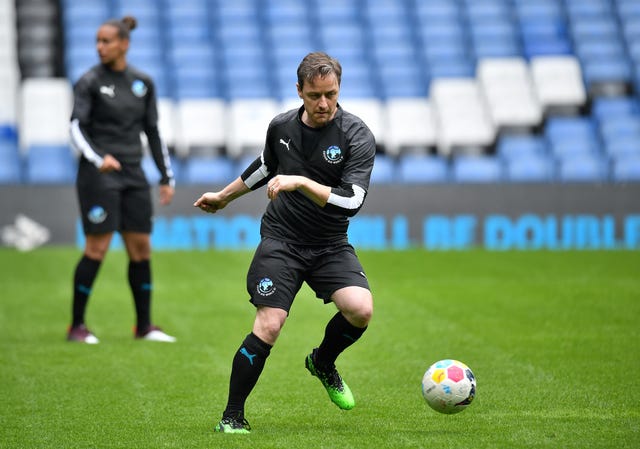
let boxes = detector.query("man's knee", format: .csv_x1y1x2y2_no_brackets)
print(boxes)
253,307,288,345
334,287,373,328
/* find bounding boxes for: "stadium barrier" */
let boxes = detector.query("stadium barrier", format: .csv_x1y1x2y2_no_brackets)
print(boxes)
1,184,638,251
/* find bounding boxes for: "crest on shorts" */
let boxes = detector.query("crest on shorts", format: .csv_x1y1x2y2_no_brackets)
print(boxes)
257,277,276,296
131,79,147,97
323,145,343,164
88,206,107,224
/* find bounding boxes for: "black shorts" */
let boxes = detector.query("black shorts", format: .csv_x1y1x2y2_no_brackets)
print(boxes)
76,157,152,235
246,237,370,312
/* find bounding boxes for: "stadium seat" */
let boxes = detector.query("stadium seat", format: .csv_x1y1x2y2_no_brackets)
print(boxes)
452,155,504,183
0,66,19,133
591,96,639,121
545,117,600,159
477,58,543,132
141,155,160,184
558,154,609,182
183,156,236,185
397,155,449,183
142,154,183,185
174,99,226,157
226,99,279,158
612,154,640,182
18,78,73,154
370,154,396,184
599,116,640,142
340,99,386,149
384,98,437,156
605,137,640,159
156,98,176,149
25,144,76,184
263,0,307,23
431,79,496,156
530,56,587,115
0,136,21,183
496,135,548,160
584,59,634,95
505,154,555,182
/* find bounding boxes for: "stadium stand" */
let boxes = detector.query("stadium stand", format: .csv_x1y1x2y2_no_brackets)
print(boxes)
1,0,639,185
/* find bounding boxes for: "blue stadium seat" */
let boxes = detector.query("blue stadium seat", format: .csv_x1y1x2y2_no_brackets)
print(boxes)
141,156,183,185
565,0,614,18
26,145,76,184
522,36,573,58
605,137,640,159
575,40,627,62
545,117,600,158
591,96,639,121
183,156,236,185
464,0,512,22
379,65,429,98
397,155,449,183
427,57,475,79
505,154,555,182
264,0,308,23
582,59,633,91
314,0,360,21
452,156,504,183
558,154,609,182
599,116,640,142
612,154,640,181
370,155,396,184
0,138,21,184
63,2,110,29
497,135,548,160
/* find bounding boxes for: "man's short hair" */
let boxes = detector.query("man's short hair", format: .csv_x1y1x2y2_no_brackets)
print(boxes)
297,52,342,89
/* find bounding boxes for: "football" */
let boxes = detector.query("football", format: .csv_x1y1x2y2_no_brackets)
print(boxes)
421,359,476,414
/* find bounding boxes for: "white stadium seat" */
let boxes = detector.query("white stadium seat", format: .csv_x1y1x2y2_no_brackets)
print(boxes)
174,99,226,157
530,56,587,115
340,98,386,149
384,98,437,156
431,78,496,156
477,57,543,132
19,78,73,153
226,99,279,158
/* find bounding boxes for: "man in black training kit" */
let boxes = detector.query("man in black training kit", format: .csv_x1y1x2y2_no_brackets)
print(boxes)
67,16,176,344
194,52,376,434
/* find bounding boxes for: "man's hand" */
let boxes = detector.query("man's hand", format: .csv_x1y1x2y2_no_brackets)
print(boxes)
267,175,330,206
193,191,229,214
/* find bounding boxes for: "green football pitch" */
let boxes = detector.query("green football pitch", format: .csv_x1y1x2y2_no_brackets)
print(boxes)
1,248,638,449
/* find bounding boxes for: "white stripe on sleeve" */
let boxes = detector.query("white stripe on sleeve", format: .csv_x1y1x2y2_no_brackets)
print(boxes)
243,153,271,188
70,119,103,168
327,184,366,211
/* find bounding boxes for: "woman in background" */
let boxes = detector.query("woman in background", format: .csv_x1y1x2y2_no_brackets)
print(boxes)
67,16,176,343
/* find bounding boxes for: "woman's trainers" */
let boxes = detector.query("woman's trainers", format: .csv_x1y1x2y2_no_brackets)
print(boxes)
67,324,99,344
134,325,176,342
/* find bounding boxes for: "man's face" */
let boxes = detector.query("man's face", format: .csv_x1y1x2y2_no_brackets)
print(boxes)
96,25,128,66
297,73,340,128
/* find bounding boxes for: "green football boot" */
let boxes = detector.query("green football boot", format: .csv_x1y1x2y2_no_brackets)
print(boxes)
214,413,251,434
305,348,355,410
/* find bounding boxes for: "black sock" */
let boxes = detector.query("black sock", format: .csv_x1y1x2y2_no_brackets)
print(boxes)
128,260,151,332
71,255,102,327
223,333,272,418
316,312,367,366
